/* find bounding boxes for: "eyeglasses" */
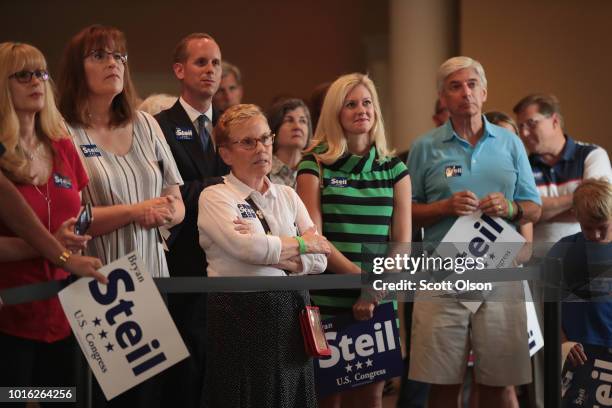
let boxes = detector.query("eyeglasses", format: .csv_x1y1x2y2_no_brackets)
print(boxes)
85,49,128,64
518,115,549,132
229,133,275,150
9,69,49,84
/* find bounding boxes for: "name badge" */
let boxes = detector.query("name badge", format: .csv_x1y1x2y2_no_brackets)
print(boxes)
533,171,544,181
80,144,102,157
329,177,348,187
174,127,193,141
53,173,72,189
445,165,463,178
237,203,256,219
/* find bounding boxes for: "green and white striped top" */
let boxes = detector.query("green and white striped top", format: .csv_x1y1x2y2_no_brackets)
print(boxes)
297,144,409,314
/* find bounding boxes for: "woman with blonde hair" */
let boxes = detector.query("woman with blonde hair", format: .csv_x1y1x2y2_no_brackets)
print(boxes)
0,42,94,392
297,73,412,408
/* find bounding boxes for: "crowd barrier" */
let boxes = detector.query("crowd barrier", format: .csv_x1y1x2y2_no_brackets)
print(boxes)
0,259,568,407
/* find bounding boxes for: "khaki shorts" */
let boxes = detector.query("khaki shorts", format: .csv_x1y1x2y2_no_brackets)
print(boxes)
408,284,532,386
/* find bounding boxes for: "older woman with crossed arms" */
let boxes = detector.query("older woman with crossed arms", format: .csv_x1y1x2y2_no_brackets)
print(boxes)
198,103,330,408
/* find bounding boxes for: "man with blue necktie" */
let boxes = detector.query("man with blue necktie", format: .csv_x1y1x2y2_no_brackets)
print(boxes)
155,33,229,408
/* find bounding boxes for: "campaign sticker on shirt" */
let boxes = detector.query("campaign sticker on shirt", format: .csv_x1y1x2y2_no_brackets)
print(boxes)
329,177,348,188
174,127,194,141
444,165,463,178
237,203,256,219
533,171,544,181
53,173,72,189
80,144,102,157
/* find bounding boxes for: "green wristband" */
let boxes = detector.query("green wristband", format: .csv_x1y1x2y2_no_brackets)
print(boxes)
295,236,307,254
506,199,514,220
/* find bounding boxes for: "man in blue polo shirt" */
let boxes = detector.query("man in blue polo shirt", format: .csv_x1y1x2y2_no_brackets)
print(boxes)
513,94,612,257
406,56,542,407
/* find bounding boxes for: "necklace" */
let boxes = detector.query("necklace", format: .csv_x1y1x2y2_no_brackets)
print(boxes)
33,181,51,231
21,142,44,161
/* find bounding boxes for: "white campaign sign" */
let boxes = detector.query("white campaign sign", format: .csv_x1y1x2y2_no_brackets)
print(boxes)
524,281,544,357
58,253,189,400
435,211,544,354
437,210,525,312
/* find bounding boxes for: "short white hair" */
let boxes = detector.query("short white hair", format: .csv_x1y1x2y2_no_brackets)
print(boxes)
437,56,487,92
138,93,177,116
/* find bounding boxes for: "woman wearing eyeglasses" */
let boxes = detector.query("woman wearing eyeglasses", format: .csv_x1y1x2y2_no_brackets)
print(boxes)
197,104,330,408
0,42,96,395
296,73,412,408
57,25,184,280
57,25,184,407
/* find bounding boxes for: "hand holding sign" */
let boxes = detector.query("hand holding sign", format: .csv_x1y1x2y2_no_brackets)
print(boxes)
565,342,588,367
480,192,509,218
63,255,106,284
445,190,479,216
352,297,376,321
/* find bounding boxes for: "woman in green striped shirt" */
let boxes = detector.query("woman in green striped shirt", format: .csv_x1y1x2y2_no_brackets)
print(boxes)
297,73,412,408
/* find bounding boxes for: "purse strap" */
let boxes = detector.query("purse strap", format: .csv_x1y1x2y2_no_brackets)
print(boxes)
244,197,273,235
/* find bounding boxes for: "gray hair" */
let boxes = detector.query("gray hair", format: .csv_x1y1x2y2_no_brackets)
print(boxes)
437,56,487,92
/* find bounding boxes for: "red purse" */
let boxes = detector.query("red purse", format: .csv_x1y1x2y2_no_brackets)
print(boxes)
299,306,332,357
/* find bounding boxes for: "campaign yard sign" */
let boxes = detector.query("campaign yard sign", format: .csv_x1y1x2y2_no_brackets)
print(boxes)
562,344,612,407
437,210,526,313
58,253,189,400
314,302,403,398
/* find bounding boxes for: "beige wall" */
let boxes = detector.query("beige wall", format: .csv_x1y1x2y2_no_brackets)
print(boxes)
461,0,612,155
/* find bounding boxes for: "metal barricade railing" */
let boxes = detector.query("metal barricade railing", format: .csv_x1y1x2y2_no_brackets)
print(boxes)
0,261,563,407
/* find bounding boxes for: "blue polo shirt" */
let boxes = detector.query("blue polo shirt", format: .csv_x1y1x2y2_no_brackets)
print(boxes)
407,116,541,243
549,232,612,347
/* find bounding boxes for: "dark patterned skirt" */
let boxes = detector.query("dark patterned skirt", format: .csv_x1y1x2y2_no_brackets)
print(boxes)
205,290,317,408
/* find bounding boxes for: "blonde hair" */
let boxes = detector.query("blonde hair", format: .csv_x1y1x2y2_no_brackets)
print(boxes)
307,73,393,165
0,42,65,182
214,103,265,147
573,178,612,221
138,93,177,116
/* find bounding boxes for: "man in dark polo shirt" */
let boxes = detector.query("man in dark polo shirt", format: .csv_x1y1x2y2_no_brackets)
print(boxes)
514,94,612,257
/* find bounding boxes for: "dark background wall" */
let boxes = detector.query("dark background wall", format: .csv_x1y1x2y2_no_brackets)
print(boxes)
1,0,388,109
1,0,610,155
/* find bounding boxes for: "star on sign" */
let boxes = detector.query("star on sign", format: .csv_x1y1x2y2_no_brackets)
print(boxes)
365,358,373,367
345,363,353,372
489,253,496,260
355,361,363,370
99,330,108,339
92,317,102,326
105,343,114,352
